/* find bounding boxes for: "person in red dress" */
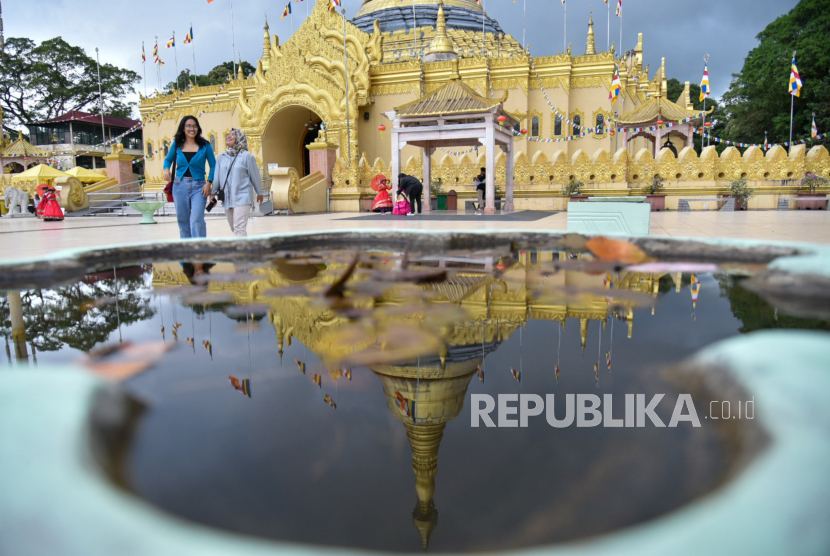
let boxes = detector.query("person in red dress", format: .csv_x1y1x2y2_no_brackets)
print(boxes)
36,184,64,221
370,174,393,213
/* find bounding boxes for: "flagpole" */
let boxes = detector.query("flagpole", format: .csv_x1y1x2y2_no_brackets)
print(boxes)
702,54,709,149
523,0,527,50
191,22,197,84
564,2,567,53
142,41,147,97
789,50,797,150
230,0,237,77
607,0,610,51
412,0,417,57
341,8,352,163
172,32,179,90
482,0,485,55
155,36,160,93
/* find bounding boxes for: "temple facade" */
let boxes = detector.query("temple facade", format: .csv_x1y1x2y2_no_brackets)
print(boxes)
138,0,829,211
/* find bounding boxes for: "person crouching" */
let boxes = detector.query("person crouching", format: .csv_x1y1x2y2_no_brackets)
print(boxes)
396,173,423,216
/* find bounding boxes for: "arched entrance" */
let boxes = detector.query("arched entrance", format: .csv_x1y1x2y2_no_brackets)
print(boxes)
261,105,322,177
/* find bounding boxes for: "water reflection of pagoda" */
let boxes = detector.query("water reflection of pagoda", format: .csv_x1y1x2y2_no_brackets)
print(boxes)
152,252,665,549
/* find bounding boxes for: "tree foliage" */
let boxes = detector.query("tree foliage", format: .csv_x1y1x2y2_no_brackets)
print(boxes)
0,36,140,134
720,0,830,145
162,61,256,93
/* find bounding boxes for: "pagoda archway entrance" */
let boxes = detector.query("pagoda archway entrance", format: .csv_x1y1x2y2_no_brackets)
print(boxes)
261,105,323,177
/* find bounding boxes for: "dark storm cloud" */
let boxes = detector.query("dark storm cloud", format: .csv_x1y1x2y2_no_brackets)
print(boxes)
5,0,799,101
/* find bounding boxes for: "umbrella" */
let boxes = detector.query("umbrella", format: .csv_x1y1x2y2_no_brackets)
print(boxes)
370,174,388,192
66,167,108,183
11,164,71,183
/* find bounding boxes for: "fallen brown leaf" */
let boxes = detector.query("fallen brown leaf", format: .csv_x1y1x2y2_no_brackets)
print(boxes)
585,237,653,264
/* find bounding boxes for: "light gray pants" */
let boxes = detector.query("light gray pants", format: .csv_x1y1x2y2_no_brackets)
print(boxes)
225,204,251,237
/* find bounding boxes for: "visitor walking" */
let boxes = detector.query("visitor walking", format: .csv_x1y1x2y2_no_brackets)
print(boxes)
210,129,263,237
474,167,486,211
397,173,423,215
163,115,216,239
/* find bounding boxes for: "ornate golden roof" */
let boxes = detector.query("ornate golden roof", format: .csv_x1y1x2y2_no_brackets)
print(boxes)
617,96,703,125
1,137,50,158
394,79,505,116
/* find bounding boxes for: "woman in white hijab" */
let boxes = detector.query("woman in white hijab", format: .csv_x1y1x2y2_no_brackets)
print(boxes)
209,128,263,237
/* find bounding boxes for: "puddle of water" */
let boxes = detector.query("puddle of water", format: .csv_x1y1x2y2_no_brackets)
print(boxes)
3,250,828,553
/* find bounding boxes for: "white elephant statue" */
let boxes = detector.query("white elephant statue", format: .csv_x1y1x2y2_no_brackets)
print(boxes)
3,187,30,216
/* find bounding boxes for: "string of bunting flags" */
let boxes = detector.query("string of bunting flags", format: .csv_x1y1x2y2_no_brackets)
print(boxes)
698,130,826,149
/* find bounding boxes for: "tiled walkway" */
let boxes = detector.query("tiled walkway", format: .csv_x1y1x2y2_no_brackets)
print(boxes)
1,209,829,261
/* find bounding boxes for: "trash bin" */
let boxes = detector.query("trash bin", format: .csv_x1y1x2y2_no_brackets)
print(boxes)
447,190,458,211
437,194,447,210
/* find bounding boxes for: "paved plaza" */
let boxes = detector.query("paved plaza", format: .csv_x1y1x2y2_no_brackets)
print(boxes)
2,210,829,261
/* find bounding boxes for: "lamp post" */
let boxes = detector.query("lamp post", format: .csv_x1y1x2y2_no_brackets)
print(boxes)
95,47,107,152
342,8,351,163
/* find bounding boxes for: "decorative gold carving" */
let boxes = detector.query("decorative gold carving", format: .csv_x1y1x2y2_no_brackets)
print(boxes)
372,83,417,96
571,77,605,89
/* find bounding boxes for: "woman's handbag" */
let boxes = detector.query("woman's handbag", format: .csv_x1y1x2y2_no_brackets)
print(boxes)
163,147,177,202
217,153,239,203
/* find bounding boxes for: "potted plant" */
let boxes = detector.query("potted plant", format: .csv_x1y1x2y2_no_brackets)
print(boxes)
641,176,666,211
797,172,828,210
727,176,755,211
432,178,447,210
562,177,587,202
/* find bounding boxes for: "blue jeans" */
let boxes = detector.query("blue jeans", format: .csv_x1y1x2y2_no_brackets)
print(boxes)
172,177,207,238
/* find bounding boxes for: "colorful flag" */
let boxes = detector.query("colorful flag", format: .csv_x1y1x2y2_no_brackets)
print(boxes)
142,44,146,63
789,53,803,97
167,35,175,48
691,275,701,309
812,115,819,140
609,66,621,104
395,391,415,419
328,0,340,10
700,62,710,102
183,27,193,44
477,364,484,384
311,373,322,388
295,358,305,374
554,364,560,382
281,2,292,20
229,375,251,397
606,351,612,371
475,0,481,5
202,340,212,356
341,367,352,380
615,0,622,17
594,363,599,384
510,367,521,384
324,393,337,409
153,40,158,57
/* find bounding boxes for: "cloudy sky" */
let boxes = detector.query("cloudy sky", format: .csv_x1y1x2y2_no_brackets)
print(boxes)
6,0,798,103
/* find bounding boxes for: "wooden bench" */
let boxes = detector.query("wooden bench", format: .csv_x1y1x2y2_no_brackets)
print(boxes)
776,197,829,210
678,198,735,212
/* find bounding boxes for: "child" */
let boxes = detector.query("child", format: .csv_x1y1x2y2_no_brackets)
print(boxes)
392,193,411,215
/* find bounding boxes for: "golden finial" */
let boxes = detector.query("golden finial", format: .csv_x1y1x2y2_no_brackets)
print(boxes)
262,13,272,72
425,0,457,61
585,13,596,55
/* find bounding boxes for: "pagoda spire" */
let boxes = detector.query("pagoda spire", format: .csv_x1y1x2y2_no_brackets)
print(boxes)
585,13,596,55
424,0,458,62
261,14,272,72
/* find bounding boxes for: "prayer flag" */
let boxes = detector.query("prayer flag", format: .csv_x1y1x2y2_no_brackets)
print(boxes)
812,115,819,140
511,367,521,384
153,40,158,57
229,375,251,397
616,0,622,17
281,2,292,20
606,351,612,371
142,44,146,62
311,373,322,388
184,27,193,44
700,62,710,102
324,393,337,409
395,391,415,420
328,0,340,10
594,363,599,383
295,358,305,374
477,364,484,384
167,35,175,48
609,66,621,104
341,368,352,380
789,53,803,97
554,364,560,381
691,275,701,309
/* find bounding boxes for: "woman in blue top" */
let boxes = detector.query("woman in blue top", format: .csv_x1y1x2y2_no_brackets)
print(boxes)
163,115,216,238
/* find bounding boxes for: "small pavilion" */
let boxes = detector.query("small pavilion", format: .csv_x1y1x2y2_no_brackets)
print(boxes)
617,82,707,157
384,79,518,214
0,137,51,175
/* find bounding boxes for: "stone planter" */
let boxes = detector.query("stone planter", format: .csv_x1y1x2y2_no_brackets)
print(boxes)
797,191,827,210
645,195,666,212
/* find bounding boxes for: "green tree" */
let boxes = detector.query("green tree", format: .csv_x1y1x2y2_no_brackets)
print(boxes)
163,61,256,92
720,0,830,146
0,36,140,135
667,78,728,154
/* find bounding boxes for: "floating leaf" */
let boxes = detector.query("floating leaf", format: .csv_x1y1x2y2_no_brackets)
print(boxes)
585,237,653,264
